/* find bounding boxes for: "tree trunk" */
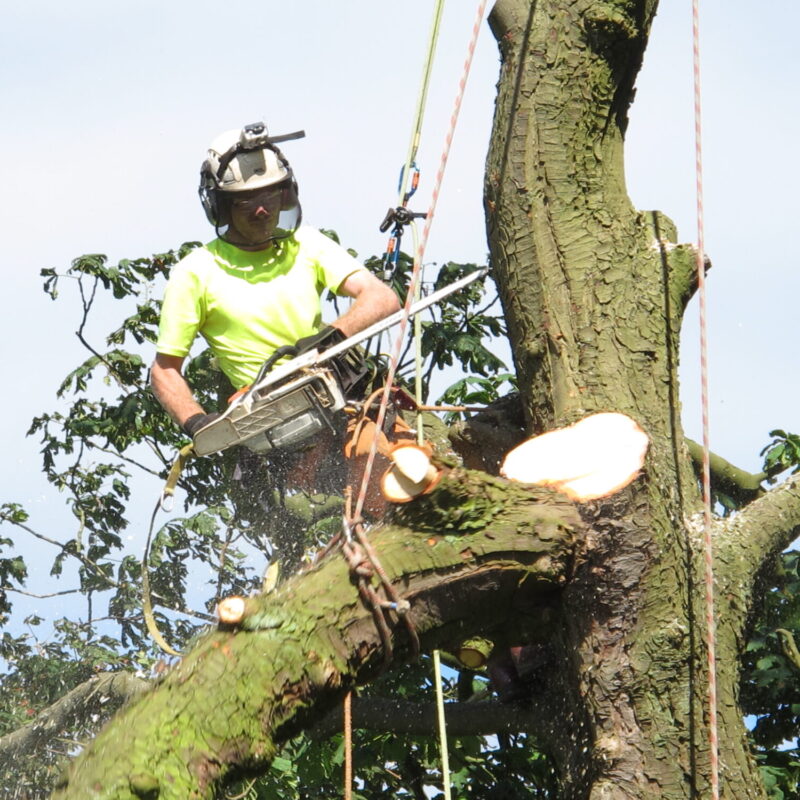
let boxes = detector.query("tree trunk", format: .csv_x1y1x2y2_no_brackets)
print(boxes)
484,0,766,796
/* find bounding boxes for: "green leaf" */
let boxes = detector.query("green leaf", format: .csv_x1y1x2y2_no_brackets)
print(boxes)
271,756,294,773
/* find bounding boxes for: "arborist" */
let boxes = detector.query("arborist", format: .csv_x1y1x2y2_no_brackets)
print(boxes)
151,122,406,557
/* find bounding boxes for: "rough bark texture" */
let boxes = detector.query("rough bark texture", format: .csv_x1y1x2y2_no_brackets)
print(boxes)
45,1,800,798
482,1,796,797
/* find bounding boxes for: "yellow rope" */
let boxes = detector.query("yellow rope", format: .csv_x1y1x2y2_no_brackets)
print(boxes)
397,0,447,207
141,443,195,658
411,221,425,445
141,498,182,658
433,650,452,800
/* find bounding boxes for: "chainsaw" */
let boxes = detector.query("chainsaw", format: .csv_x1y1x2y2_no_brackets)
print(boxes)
190,268,488,457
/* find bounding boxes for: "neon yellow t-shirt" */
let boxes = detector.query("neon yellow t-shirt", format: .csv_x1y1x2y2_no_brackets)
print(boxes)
156,226,365,388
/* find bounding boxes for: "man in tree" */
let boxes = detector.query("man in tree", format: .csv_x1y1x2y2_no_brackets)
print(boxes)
151,123,401,555
152,121,398,433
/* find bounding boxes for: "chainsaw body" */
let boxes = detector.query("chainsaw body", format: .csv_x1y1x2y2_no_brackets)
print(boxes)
192,350,346,457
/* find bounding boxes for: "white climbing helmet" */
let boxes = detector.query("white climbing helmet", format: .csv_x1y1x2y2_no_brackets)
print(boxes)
203,124,291,193
198,122,305,242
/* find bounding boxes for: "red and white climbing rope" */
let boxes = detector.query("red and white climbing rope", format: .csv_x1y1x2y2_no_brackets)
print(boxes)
340,8,488,799
343,690,353,800
350,0,489,526
692,0,720,796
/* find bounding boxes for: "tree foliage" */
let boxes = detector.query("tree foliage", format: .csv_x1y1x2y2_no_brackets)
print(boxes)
5,240,800,799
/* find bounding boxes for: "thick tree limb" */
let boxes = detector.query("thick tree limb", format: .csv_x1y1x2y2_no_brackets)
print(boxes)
686,437,768,504
52,470,582,799
0,672,147,767
712,475,800,689
719,472,800,574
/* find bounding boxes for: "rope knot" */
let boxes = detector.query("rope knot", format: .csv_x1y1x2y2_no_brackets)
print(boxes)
386,598,411,615
342,541,374,579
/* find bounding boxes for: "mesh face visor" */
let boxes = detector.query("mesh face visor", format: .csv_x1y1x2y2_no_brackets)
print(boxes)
215,179,302,246
199,124,306,247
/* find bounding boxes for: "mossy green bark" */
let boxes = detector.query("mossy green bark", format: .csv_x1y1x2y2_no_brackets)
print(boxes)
52,472,581,799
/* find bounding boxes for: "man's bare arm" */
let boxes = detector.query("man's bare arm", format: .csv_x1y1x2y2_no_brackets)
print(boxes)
152,271,396,426
150,353,206,428
332,271,400,337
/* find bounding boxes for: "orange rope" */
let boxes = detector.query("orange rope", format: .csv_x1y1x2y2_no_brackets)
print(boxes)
350,0,489,527
340,9,488,795
692,0,719,796
343,690,352,800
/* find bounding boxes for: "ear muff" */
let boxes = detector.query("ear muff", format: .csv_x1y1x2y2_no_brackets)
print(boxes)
280,179,300,211
199,162,221,226
198,187,215,225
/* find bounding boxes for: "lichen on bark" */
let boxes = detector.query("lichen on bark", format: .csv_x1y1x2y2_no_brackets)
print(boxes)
52,473,582,799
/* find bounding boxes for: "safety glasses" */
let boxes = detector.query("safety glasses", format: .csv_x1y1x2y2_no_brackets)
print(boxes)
229,184,285,212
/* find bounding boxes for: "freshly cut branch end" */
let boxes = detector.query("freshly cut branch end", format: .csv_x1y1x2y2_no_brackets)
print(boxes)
456,636,494,668
381,443,442,503
390,442,436,484
500,412,649,501
217,596,246,625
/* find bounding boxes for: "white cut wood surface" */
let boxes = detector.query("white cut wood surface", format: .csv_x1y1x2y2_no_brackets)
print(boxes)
500,412,649,501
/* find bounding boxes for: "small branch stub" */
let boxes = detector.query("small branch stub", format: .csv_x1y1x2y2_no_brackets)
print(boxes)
456,637,494,669
381,442,443,503
217,596,246,625
500,412,649,501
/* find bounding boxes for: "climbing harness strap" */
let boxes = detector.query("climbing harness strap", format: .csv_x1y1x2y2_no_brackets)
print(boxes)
160,443,195,512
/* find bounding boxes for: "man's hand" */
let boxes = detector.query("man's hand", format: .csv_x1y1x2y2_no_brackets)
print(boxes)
183,412,221,437
293,326,346,355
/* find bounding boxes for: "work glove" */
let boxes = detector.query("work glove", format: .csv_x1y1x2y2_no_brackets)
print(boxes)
293,325,346,356
183,412,221,438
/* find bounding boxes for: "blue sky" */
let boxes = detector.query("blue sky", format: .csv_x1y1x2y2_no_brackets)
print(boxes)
1,1,799,603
